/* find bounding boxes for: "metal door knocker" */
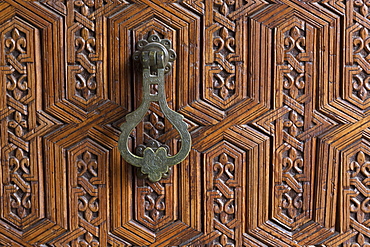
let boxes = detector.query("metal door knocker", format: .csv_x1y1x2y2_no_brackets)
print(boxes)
118,34,191,182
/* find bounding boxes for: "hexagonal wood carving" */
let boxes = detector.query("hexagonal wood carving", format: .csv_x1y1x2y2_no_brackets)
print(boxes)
1,0,370,246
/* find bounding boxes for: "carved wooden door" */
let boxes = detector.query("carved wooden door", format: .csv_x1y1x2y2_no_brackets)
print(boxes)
2,0,370,246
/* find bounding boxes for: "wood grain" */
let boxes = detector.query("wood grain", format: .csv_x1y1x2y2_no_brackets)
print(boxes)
1,0,370,246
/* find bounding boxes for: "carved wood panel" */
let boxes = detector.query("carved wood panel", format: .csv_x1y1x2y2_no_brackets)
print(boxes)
1,0,370,246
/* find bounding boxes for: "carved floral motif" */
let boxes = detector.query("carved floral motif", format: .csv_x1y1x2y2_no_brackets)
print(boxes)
69,150,102,246
281,147,304,219
213,27,236,101
213,0,235,16
5,28,28,101
3,27,33,222
5,28,26,55
136,176,171,230
349,233,370,247
74,27,97,100
353,27,370,101
74,0,110,16
77,151,99,222
283,110,304,137
9,148,31,219
8,112,28,137
210,0,237,104
212,153,236,246
275,21,312,228
144,108,165,141
144,184,166,222
354,0,370,17
69,0,114,102
78,232,100,247
349,151,370,224
283,26,306,99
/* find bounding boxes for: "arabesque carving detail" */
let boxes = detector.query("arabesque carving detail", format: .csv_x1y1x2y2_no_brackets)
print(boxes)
349,151,370,224
59,143,108,246
274,20,313,229
67,0,129,107
2,26,35,226
212,152,237,246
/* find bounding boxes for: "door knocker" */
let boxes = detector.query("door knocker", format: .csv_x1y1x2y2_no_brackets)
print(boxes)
118,34,191,182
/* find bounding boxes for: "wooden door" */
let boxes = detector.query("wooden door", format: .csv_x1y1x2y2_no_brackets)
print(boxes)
0,0,370,246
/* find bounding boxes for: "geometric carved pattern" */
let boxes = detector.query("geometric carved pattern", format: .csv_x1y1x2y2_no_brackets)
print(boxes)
275,20,312,229
66,0,126,109
186,126,269,246
133,32,175,233
203,0,269,111
68,2,101,103
0,21,41,229
3,26,34,225
106,2,203,246
205,141,245,246
136,174,174,231
49,139,108,246
249,2,339,245
143,104,166,143
343,0,370,115
0,2,65,244
346,24,370,111
352,28,370,102
3,0,370,246
347,151,370,226
320,131,370,246
250,9,332,242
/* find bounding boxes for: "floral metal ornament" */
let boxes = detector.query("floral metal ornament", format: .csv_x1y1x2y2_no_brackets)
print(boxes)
118,34,191,182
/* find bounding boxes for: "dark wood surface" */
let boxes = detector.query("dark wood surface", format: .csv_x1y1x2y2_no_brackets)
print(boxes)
0,0,369,246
